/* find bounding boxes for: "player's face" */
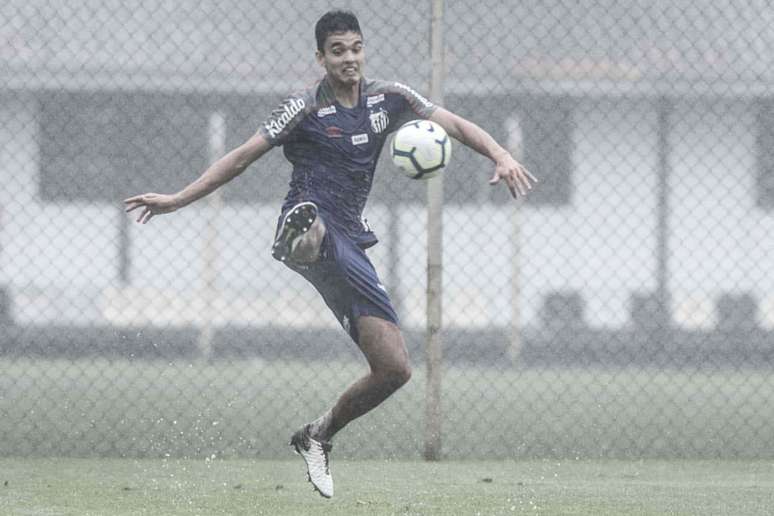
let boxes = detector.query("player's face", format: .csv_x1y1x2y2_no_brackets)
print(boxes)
316,31,364,87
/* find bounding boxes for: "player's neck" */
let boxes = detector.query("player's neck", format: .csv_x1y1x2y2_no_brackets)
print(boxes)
330,79,360,108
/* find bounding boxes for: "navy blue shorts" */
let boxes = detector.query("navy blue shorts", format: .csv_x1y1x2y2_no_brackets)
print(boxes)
283,222,399,344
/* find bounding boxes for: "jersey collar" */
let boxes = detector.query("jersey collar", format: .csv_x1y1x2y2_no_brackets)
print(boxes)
318,75,366,109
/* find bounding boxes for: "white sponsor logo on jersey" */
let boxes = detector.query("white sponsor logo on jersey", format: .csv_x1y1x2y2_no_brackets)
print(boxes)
369,110,389,134
352,133,369,145
393,82,433,108
317,105,336,117
265,98,305,138
366,94,385,107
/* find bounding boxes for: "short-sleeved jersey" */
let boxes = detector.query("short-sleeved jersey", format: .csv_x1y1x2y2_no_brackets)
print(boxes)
258,76,437,248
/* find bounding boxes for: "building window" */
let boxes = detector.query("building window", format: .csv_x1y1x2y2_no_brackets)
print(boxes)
37,91,297,204
756,99,774,209
37,91,574,206
517,96,574,205
436,95,574,206
39,91,210,202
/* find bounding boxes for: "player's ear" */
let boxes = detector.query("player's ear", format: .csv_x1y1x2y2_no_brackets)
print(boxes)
315,49,325,68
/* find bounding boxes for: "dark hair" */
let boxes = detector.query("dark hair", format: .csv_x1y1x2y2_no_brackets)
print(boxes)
315,10,362,52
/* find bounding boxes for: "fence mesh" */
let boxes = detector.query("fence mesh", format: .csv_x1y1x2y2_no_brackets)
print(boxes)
2,0,774,460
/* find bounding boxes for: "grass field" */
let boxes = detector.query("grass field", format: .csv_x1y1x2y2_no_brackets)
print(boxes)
1,458,773,515
3,358,774,514
2,357,774,460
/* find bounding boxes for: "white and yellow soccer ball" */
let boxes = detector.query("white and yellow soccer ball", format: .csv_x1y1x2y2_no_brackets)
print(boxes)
390,120,452,179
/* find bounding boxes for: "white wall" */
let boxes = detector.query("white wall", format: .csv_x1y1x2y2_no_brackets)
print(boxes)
520,99,661,328
670,100,774,328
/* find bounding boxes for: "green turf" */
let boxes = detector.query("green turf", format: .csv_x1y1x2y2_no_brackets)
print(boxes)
2,358,773,460
0,458,772,515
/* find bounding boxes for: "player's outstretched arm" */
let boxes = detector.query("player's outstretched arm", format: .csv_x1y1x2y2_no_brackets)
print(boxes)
124,133,272,223
429,107,537,198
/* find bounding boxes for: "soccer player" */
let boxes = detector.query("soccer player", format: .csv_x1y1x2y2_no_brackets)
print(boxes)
124,10,536,498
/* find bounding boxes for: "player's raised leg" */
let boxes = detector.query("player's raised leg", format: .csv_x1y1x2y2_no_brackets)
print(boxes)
290,316,411,498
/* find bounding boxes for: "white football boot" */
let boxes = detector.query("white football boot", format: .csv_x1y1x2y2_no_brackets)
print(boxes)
290,424,333,498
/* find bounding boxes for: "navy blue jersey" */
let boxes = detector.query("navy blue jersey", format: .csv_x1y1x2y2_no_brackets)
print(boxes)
258,76,437,248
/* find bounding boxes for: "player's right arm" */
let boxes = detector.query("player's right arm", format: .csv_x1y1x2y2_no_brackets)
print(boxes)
124,132,272,224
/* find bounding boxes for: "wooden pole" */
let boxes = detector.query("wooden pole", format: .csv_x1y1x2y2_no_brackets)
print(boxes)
424,0,445,462
198,111,225,361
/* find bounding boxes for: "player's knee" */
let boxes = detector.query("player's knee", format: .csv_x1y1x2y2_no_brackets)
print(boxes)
381,361,411,391
388,336,412,389
396,363,412,387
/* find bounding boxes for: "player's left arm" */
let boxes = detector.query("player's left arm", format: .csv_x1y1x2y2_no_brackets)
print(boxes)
430,107,537,198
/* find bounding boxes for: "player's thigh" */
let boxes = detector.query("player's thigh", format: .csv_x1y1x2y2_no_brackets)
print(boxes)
355,315,410,375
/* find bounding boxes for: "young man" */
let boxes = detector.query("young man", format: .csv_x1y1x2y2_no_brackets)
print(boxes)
124,10,536,498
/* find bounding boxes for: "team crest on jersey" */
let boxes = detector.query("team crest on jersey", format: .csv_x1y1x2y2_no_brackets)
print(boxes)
369,109,389,134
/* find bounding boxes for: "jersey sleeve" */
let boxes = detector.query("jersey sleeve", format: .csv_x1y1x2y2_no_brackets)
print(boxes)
257,90,314,146
368,80,438,131
391,81,437,119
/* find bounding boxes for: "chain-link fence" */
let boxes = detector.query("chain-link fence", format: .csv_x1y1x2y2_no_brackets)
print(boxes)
2,0,774,460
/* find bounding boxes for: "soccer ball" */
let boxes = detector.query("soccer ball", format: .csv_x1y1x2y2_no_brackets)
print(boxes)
390,120,452,179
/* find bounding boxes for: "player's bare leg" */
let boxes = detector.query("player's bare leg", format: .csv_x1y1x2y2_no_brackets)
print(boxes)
309,316,411,441
290,316,411,498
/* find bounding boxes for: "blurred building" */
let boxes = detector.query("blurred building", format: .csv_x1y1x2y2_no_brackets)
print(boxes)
1,1,773,359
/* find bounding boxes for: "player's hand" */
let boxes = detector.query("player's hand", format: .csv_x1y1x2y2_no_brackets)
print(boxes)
123,193,180,224
489,153,537,198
